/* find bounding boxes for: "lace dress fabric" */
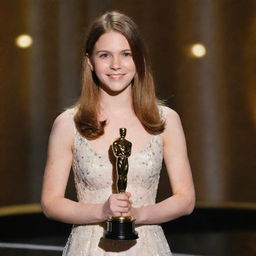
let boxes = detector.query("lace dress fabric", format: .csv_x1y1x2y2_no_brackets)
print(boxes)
62,107,172,256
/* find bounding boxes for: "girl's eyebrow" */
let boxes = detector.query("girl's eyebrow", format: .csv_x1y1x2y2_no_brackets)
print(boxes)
95,49,131,54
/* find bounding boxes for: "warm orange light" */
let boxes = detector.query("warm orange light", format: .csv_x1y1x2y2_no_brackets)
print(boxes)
15,34,33,48
190,43,206,58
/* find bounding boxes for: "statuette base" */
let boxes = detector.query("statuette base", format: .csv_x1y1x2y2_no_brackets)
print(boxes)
104,216,138,240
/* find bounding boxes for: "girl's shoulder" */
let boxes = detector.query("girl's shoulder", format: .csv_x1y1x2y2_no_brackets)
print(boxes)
160,106,185,147
62,106,78,118
158,105,180,121
159,105,184,140
55,108,76,124
50,108,77,140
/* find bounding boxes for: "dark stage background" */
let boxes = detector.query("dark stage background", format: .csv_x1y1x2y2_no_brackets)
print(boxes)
1,0,255,209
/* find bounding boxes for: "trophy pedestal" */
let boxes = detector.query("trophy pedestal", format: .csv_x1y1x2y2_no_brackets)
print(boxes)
104,216,138,240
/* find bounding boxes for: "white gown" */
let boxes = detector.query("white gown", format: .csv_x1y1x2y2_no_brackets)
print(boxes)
62,107,172,256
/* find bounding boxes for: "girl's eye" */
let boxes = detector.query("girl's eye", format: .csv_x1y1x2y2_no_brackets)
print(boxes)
123,52,132,57
99,53,109,58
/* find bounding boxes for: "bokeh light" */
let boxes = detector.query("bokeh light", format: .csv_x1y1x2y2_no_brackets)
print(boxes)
190,43,206,58
15,34,33,48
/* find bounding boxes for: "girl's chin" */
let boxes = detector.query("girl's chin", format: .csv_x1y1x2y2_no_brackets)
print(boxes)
99,83,132,95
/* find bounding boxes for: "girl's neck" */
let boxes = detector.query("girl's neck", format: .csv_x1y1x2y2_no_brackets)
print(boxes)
99,86,134,114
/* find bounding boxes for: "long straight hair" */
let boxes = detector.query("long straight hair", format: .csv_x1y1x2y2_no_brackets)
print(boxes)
74,11,165,139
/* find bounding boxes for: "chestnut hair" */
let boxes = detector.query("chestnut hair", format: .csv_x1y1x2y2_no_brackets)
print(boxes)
74,11,165,139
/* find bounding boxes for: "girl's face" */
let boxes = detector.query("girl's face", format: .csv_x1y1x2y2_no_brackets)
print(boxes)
88,31,136,94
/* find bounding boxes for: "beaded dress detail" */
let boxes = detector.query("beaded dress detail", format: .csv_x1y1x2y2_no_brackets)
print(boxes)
62,107,172,256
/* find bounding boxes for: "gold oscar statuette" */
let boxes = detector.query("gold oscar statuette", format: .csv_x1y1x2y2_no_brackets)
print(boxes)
103,128,138,240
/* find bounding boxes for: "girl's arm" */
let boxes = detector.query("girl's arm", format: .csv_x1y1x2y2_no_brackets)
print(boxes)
41,111,131,224
132,107,195,224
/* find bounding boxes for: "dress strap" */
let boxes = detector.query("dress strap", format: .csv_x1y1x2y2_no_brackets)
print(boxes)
65,107,78,137
158,105,167,120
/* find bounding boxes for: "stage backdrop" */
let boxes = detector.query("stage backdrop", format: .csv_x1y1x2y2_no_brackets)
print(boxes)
0,0,255,209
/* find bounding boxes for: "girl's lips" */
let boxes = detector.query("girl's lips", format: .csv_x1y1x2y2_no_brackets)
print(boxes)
107,74,125,79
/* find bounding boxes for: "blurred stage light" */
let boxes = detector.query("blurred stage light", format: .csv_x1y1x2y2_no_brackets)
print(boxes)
15,34,33,48
190,43,206,58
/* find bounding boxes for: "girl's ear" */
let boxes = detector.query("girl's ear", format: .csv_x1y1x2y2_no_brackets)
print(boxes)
86,54,94,71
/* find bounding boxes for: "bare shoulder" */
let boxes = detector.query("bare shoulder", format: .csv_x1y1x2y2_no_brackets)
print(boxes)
50,109,75,145
161,106,185,145
52,109,74,131
160,106,181,125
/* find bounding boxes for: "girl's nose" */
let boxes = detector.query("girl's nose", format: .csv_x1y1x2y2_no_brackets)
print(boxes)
110,56,121,70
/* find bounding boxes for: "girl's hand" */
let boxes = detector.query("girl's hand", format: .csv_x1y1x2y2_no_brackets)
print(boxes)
102,192,131,219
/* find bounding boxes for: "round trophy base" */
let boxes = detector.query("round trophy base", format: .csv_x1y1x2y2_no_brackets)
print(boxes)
104,216,138,240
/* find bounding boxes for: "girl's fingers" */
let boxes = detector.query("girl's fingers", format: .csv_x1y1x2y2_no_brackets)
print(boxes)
115,193,129,200
117,200,130,207
125,191,131,198
105,193,133,217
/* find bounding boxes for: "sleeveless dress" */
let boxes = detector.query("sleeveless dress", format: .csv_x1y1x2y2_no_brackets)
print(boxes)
62,107,172,256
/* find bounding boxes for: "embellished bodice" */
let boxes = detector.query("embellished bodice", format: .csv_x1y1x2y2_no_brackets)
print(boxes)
72,128,163,207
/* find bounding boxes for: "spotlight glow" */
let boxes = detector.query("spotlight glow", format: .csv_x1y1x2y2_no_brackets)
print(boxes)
191,43,206,58
15,34,33,48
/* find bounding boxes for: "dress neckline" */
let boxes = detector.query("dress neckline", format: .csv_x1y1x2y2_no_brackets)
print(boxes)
79,133,159,159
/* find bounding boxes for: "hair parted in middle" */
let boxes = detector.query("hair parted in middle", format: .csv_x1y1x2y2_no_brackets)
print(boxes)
74,10,165,139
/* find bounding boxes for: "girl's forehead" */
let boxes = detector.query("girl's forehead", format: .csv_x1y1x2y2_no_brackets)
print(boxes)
94,31,131,52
